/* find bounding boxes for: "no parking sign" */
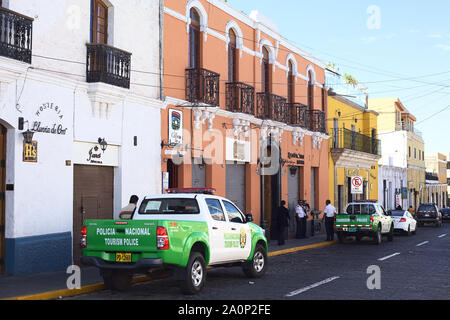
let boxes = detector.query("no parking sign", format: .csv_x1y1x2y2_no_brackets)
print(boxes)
351,176,364,194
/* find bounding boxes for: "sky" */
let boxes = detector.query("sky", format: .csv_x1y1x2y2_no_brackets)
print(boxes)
227,0,450,155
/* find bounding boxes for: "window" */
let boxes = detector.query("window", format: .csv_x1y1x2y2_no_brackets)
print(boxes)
189,8,201,69
138,198,200,215
223,201,244,223
91,0,108,44
262,47,271,93
287,61,295,104
409,147,411,158
228,29,238,82
307,70,314,109
414,148,417,159
206,199,226,222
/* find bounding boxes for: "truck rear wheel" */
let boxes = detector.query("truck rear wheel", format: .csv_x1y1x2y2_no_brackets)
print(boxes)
243,244,267,278
179,252,206,295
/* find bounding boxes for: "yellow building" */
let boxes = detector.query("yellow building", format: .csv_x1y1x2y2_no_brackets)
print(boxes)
327,93,381,213
368,98,426,210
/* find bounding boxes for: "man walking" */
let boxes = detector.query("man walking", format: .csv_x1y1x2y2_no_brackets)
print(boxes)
276,201,290,246
323,200,337,241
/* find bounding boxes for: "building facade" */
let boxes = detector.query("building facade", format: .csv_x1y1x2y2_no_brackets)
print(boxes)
425,153,448,208
326,71,381,213
369,98,426,211
0,0,164,275
162,0,330,239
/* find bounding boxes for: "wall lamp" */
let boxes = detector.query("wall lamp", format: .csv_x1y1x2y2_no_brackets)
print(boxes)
98,137,108,153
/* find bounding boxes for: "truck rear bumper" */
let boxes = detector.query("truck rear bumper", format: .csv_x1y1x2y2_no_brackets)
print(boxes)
81,256,163,271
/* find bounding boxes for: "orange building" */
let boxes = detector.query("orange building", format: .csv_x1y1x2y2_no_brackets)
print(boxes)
161,0,330,239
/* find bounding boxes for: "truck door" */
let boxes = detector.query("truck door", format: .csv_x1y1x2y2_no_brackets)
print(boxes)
222,200,251,262
205,198,227,265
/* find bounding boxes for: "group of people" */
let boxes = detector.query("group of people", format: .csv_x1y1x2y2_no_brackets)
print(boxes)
275,200,337,246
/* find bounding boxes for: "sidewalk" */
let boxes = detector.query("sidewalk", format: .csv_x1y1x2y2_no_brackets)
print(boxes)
0,234,335,300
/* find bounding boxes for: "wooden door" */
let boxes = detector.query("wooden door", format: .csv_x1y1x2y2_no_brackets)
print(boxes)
73,165,113,265
0,124,5,274
92,0,108,44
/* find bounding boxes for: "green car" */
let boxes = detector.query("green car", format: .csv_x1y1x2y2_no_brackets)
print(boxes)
334,201,394,245
81,189,268,295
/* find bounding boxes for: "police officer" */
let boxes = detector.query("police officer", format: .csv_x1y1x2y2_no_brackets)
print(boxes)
323,200,337,241
296,200,308,239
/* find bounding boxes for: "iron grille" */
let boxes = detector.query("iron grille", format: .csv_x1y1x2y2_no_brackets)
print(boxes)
307,110,326,134
86,43,132,89
256,92,288,123
332,129,382,156
288,103,309,129
0,8,33,64
225,82,255,115
185,68,220,106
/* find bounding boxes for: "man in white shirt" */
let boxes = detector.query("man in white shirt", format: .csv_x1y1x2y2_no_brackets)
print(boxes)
296,200,307,239
323,200,337,241
119,195,139,220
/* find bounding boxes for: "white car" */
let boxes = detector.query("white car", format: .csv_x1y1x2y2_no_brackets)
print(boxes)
390,210,417,235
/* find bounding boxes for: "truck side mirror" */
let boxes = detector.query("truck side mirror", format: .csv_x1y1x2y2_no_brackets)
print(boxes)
246,214,254,223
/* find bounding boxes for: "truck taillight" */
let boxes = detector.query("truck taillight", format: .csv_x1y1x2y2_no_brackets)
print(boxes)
81,226,87,248
157,226,169,250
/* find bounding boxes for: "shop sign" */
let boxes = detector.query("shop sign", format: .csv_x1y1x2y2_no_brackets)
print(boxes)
168,109,183,147
32,102,68,136
287,152,305,165
73,141,119,167
226,138,250,163
351,176,364,194
23,141,38,163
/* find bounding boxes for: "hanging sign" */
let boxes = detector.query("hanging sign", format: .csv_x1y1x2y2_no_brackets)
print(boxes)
168,109,183,147
23,141,38,163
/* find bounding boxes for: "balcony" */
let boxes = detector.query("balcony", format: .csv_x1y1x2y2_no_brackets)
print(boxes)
288,103,308,128
86,43,131,89
331,128,381,170
0,8,33,64
185,68,220,106
225,82,255,115
307,110,327,134
256,92,288,123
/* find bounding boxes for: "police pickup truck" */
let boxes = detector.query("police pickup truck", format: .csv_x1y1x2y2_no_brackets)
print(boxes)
334,201,394,245
80,188,268,295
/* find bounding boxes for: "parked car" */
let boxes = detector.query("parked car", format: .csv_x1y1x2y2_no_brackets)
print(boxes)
81,188,268,294
441,208,450,222
390,210,417,236
416,203,442,228
335,201,394,245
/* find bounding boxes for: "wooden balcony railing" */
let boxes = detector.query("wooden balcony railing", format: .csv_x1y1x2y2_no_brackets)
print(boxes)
0,8,33,64
86,43,132,89
185,68,220,106
256,92,288,123
225,82,255,115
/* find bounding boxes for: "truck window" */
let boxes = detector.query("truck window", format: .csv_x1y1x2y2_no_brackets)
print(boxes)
222,201,245,224
138,198,200,215
206,199,226,222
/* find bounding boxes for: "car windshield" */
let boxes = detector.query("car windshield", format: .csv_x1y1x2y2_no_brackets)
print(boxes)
346,204,377,215
138,198,200,215
418,205,436,212
391,211,405,217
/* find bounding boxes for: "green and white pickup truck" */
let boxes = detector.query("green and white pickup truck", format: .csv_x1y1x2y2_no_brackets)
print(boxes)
334,201,394,245
80,189,268,295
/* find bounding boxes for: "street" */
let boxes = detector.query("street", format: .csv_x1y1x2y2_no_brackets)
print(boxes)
68,223,450,300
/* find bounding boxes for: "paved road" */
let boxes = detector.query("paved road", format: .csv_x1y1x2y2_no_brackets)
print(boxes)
69,223,450,300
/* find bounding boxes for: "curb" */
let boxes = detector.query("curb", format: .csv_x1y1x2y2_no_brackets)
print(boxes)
3,240,336,300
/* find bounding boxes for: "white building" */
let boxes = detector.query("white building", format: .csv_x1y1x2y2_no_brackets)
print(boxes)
0,0,164,275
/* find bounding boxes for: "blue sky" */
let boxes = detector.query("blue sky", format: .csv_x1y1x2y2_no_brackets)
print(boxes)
227,0,450,155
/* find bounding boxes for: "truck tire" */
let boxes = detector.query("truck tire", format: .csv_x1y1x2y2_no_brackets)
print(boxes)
243,244,267,278
106,270,132,291
337,232,345,244
179,252,206,295
373,227,382,245
387,224,394,242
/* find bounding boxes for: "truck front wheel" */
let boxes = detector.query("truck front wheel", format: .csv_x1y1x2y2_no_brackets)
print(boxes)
179,252,206,295
243,244,267,278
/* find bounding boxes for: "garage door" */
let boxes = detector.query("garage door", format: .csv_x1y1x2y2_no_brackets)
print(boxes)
73,165,114,265
192,162,206,188
0,125,5,274
287,168,300,237
226,164,246,213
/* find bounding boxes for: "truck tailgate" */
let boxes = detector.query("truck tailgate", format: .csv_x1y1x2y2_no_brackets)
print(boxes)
84,220,158,253
335,215,371,227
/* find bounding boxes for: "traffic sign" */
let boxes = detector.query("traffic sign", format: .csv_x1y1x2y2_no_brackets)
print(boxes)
351,176,364,194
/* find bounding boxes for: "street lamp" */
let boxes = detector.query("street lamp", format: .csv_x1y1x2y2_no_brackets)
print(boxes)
98,138,108,153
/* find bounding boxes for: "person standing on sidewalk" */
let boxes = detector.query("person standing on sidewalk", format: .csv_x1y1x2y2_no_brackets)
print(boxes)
296,200,308,239
276,201,290,246
323,200,337,241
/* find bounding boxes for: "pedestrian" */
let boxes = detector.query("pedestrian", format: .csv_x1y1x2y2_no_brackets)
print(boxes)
276,201,290,246
297,200,308,239
295,200,305,239
323,200,337,241
119,195,139,220
408,206,415,217
396,205,403,211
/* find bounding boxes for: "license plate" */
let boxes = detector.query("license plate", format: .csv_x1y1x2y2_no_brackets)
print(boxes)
425,214,430,217
349,228,357,233
116,253,132,263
